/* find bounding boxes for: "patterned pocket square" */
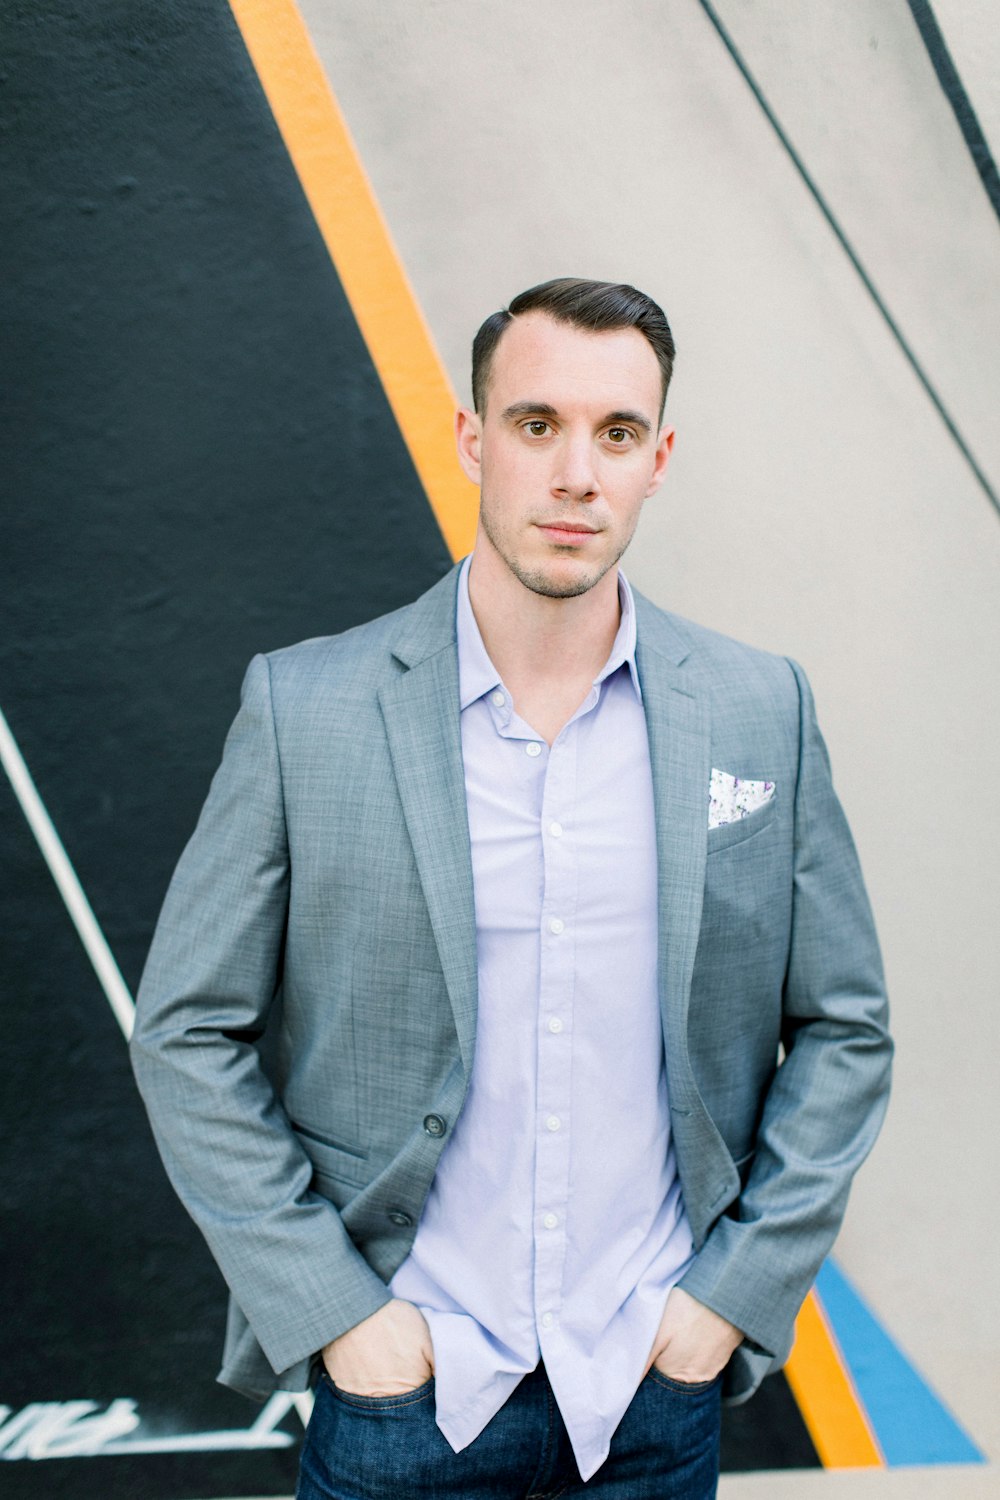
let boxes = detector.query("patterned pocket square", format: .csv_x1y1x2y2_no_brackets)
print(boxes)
709,769,775,829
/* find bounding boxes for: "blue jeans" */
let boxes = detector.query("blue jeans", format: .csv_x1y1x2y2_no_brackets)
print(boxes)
296,1360,721,1499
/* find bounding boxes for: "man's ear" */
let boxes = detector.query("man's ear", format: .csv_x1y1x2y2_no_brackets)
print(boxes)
645,425,675,498
455,407,483,485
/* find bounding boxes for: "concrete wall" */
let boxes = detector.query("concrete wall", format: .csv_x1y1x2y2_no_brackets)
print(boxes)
4,2,997,1494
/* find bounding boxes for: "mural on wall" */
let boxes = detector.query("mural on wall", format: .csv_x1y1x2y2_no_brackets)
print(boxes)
2,2,987,1495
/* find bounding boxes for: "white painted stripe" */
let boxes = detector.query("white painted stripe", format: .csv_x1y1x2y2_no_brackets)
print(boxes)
0,703,135,1040
0,1391,307,1461
98,1431,294,1455
291,1391,314,1427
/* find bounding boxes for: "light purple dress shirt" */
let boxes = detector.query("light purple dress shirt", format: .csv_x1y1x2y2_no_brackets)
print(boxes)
390,559,694,1481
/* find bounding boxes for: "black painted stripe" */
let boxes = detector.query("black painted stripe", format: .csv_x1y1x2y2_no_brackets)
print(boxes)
696,0,999,523
906,0,1000,223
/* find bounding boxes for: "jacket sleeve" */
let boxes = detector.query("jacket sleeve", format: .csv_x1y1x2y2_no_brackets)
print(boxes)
130,654,391,1376
678,657,892,1374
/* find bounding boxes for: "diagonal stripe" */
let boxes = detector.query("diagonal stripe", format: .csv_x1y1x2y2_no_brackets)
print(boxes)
815,1259,985,1467
0,704,135,1039
784,1285,884,1469
228,0,477,564
905,0,1000,225
696,0,1000,524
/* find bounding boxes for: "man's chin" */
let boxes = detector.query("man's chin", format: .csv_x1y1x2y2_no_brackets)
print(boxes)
509,555,611,600
514,562,607,600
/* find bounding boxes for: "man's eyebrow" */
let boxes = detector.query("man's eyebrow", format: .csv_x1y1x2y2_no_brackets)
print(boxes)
605,409,653,435
500,401,559,422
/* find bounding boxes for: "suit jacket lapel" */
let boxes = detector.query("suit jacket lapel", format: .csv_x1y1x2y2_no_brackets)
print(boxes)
634,597,710,1106
378,568,479,1077
635,594,739,1238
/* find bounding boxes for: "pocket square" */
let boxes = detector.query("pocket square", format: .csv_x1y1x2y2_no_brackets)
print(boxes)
709,769,775,829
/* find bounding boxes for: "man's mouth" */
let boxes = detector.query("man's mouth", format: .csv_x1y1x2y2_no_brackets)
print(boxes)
536,521,600,543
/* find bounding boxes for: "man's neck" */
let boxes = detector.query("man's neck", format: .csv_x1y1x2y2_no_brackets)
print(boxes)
466,549,622,744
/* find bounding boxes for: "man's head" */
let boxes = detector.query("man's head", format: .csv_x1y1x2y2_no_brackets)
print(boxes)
471,278,675,421
457,278,676,602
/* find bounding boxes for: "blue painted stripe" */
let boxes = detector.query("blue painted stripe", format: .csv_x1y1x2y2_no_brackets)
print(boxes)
816,1260,985,1467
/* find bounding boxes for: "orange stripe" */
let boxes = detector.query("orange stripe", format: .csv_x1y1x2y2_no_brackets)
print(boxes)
228,0,478,562
784,1288,884,1469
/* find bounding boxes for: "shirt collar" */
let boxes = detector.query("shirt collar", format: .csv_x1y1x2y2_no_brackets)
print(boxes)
456,556,642,710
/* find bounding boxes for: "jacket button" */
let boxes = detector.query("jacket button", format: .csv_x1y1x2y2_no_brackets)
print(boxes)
388,1209,413,1228
423,1113,447,1138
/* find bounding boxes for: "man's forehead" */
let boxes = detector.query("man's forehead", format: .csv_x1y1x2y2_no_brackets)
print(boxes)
487,312,662,416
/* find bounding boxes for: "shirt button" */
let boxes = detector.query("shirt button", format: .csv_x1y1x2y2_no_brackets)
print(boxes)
491,690,505,706
541,1312,554,1329
548,917,564,935
543,1212,558,1229
549,821,563,837
547,1017,563,1034
526,742,542,757
387,1209,413,1227
546,1115,561,1132
422,1113,447,1137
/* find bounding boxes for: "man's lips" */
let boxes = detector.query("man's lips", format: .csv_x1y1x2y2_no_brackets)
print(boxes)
536,521,600,544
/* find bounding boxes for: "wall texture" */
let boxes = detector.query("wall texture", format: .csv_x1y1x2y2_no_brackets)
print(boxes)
3,2,997,1496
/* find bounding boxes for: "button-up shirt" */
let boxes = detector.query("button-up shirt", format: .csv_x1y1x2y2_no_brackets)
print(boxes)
390,559,694,1481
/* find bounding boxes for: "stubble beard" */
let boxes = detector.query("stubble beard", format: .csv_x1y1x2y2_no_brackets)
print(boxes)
479,505,636,600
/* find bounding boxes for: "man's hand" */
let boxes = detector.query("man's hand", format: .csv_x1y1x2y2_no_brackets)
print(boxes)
321,1299,434,1397
645,1286,743,1383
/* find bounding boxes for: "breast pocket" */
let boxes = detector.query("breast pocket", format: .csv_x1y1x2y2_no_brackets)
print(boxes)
699,791,789,964
706,797,778,855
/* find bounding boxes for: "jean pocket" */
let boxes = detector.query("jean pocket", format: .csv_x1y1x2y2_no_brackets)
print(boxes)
647,1368,722,1396
324,1373,435,1411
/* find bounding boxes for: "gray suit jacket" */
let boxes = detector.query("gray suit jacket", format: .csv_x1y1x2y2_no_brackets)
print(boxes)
131,564,891,1405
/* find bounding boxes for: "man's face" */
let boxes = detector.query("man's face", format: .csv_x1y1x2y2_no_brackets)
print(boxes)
457,312,673,599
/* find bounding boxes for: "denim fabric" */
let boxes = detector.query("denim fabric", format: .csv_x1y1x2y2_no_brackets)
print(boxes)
295,1362,721,1499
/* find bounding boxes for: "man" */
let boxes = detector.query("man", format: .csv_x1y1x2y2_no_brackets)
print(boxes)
131,278,892,1498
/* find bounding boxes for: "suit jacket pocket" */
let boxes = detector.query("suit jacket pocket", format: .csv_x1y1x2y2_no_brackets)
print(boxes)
707,797,777,855
292,1121,370,1188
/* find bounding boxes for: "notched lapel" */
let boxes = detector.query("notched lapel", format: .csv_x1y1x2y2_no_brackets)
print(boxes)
378,643,478,1078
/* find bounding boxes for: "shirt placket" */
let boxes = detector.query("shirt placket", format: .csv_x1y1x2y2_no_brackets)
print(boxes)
533,719,580,1349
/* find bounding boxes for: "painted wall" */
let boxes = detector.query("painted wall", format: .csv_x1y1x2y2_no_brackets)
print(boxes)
3,2,997,1495
3,3,448,1494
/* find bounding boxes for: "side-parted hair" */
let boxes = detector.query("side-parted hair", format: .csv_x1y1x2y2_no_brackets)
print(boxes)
471,277,676,419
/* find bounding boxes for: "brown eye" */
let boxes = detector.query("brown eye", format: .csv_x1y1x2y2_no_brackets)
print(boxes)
527,421,549,436
607,427,629,444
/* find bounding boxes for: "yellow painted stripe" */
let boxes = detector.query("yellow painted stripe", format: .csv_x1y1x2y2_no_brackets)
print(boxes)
228,0,478,562
785,1288,884,1469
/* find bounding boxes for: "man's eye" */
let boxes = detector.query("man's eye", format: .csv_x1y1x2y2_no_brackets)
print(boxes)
526,421,550,437
606,427,631,444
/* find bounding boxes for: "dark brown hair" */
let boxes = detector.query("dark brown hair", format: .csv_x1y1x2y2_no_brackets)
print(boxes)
471,277,676,418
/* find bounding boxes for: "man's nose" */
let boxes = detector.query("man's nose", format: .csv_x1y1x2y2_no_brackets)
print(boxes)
551,435,599,501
